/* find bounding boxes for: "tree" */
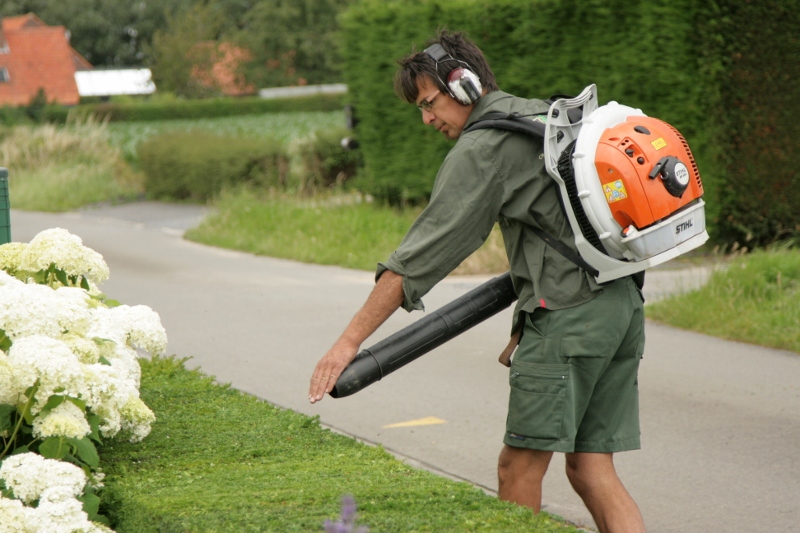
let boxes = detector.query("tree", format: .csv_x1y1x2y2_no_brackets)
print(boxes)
1,0,192,67
237,0,354,88
149,2,228,98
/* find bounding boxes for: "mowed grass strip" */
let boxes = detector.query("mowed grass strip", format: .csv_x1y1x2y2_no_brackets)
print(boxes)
186,187,511,274
185,188,422,271
99,356,581,533
646,247,800,353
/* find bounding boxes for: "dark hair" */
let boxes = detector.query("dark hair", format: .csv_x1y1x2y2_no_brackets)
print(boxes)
394,29,499,103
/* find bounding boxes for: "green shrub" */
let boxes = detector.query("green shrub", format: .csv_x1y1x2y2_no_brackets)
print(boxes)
138,130,289,201
296,127,361,192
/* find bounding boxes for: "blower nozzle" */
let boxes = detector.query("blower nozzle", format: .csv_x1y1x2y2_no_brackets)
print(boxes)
331,272,518,398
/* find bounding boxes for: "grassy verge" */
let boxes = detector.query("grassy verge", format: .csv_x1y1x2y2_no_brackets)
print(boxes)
99,356,580,533
186,188,420,271
185,187,508,274
646,247,800,353
1,118,144,211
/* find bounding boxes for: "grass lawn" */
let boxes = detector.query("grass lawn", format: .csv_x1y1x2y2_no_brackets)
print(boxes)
646,246,800,353
186,188,423,271
99,356,581,533
185,187,510,274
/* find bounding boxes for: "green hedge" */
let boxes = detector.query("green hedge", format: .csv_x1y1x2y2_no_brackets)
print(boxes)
41,93,347,123
703,0,800,247
138,131,289,201
340,0,799,247
340,0,714,204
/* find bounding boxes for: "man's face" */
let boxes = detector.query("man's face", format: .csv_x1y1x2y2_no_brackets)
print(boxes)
415,76,474,140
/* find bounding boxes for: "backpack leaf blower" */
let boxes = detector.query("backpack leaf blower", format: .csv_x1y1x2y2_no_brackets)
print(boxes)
332,85,707,397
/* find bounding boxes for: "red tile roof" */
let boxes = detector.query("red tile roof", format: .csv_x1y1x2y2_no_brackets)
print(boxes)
0,13,92,106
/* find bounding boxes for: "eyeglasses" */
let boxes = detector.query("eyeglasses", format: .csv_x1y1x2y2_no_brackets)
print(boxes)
417,89,440,112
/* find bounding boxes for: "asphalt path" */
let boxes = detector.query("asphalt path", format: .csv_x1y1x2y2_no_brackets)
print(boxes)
11,203,800,533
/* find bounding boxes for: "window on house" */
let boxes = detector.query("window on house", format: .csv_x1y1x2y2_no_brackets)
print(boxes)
0,68,9,83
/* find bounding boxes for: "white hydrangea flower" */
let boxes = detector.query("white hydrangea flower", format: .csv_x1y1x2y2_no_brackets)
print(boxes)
0,242,28,274
82,362,137,438
92,403,121,439
0,453,86,504
19,228,109,285
120,395,155,443
108,344,142,388
62,334,101,365
0,282,91,341
7,336,86,412
87,305,167,356
32,400,91,440
0,496,37,533
0,352,18,405
28,487,97,533
0,268,23,286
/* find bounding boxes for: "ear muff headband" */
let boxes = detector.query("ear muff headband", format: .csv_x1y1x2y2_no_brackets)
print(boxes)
423,43,482,105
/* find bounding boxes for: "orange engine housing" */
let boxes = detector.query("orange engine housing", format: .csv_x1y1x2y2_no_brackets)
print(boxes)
594,116,703,230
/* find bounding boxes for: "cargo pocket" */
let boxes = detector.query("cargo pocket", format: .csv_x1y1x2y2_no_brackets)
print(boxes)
507,361,569,440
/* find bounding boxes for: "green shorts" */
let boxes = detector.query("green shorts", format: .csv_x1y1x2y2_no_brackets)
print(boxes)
504,276,645,453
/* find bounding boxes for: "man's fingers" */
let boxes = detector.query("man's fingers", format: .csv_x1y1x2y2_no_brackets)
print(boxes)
325,372,340,393
309,363,342,403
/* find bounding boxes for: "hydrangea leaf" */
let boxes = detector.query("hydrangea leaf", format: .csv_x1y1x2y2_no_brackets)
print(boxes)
78,489,101,519
86,413,103,444
39,394,66,417
70,437,100,468
39,437,68,460
0,329,11,352
0,404,15,432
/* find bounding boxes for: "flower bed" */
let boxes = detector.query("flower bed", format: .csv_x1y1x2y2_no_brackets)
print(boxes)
0,228,166,531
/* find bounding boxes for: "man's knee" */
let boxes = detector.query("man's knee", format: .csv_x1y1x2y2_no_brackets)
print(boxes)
498,445,551,483
565,452,616,493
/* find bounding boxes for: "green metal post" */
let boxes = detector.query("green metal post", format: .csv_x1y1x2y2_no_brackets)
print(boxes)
0,168,10,244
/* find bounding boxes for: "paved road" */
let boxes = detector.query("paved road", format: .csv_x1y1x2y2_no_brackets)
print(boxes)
11,203,800,533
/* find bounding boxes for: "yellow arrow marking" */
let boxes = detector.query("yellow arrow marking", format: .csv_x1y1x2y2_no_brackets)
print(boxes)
383,416,446,429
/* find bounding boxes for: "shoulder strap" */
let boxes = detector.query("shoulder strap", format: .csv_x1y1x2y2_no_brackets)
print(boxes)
464,109,601,278
464,111,547,138
465,107,647,291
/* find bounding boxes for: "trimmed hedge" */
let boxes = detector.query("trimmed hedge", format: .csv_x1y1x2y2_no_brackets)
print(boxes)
138,131,289,201
340,0,713,204
703,0,800,247
340,0,799,246
41,93,347,123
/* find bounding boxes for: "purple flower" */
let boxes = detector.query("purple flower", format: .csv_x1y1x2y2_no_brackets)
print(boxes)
323,495,369,533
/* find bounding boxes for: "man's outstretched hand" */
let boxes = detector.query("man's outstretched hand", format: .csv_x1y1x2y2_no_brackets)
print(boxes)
307,270,405,404
308,340,358,403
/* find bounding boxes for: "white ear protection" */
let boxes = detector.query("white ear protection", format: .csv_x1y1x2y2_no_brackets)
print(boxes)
424,43,482,105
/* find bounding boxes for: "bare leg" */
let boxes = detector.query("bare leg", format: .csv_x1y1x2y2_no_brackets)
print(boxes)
497,445,553,512
565,452,646,533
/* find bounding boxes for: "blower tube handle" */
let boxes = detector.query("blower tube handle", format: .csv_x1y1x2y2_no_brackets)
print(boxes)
330,272,518,398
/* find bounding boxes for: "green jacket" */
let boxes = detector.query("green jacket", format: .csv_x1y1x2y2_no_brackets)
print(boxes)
377,90,602,333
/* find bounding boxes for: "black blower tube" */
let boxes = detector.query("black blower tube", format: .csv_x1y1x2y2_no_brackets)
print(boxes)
331,272,518,398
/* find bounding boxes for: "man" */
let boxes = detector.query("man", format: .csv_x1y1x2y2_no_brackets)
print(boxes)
309,30,646,533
